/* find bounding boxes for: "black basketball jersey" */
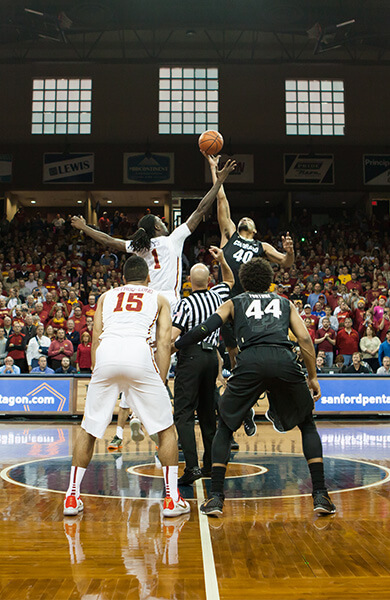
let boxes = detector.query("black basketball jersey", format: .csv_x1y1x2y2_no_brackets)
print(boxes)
222,232,264,297
232,292,292,351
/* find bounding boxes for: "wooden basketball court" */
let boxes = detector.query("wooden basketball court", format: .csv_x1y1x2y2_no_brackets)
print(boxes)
0,419,389,600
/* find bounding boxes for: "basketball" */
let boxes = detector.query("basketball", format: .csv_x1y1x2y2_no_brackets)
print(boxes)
198,130,224,155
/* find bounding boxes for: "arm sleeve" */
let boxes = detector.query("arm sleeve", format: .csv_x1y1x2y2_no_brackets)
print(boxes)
168,223,191,255
175,314,223,349
125,240,133,253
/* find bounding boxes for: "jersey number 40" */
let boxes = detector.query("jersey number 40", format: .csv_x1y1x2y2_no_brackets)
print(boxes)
232,248,254,264
245,298,282,320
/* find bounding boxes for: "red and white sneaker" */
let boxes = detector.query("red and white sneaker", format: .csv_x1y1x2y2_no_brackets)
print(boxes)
162,495,191,518
63,495,84,516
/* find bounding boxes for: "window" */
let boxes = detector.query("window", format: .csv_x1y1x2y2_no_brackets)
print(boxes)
32,78,92,134
159,67,218,134
285,79,345,136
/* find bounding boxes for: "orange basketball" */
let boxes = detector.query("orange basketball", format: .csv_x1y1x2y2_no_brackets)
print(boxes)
198,130,224,155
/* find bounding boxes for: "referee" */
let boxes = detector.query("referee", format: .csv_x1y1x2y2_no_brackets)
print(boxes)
171,246,234,486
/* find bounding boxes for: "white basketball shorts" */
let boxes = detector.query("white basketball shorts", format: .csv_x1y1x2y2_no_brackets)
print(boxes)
82,338,173,439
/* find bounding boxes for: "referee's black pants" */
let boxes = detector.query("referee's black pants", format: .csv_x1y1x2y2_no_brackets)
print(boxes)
173,344,218,472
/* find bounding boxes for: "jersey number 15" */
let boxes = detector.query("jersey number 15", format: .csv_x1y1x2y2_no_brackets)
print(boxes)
114,292,144,313
245,298,281,320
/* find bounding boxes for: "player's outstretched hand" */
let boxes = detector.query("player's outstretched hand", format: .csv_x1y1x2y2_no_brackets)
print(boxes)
71,215,87,230
217,159,236,182
209,245,224,263
281,232,294,256
307,376,321,404
201,151,221,169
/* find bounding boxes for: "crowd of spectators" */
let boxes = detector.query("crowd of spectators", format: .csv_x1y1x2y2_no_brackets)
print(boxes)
1,206,390,375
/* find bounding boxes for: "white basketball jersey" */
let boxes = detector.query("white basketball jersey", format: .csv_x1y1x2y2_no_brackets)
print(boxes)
100,284,159,342
125,223,191,304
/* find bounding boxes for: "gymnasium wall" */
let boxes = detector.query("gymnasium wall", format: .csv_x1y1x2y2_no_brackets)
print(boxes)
0,62,389,192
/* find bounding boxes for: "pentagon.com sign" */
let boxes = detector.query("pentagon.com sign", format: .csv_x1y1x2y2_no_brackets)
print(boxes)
0,378,71,413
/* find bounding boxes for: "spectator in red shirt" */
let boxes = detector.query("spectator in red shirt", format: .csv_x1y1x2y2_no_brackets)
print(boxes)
301,304,319,329
304,317,316,345
336,317,359,366
48,328,74,371
43,291,56,316
324,285,340,312
80,315,94,340
82,294,97,318
315,317,336,367
5,321,27,372
346,272,363,295
71,305,86,333
335,301,352,329
98,212,110,233
378,307,390,341
353,297,366,332
76,331,92,373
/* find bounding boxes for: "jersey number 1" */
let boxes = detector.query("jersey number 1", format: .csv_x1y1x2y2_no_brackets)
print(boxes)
113,292,144,312
152,249,161,270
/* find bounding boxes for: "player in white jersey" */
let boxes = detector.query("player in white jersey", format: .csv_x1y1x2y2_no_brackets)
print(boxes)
71,158,235,311
63,255,191,518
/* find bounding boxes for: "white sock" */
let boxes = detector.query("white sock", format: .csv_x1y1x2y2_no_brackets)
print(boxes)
116,426,124,439
163,465,179,502
66,466,86,498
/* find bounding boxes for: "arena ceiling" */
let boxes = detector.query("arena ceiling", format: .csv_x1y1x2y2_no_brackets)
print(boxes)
0,1,389,65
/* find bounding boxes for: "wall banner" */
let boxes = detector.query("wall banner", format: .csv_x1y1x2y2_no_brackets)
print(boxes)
0,154,12,182
43,153,94,183
123,153,174,184
0,377,71,413
284,154,334,184
363,155,390,186
205,154,254,183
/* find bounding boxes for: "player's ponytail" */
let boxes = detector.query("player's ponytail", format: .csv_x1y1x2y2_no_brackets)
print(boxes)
129,214,156,252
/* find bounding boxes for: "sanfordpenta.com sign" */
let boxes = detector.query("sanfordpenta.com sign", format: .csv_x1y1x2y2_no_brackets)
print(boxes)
316,377,390,413
0,378,71,413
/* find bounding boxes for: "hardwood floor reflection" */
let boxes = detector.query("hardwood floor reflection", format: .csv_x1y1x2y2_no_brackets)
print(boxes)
0,420,390,599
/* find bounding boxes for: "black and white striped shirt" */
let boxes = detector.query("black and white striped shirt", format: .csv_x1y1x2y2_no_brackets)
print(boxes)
172,283,230,347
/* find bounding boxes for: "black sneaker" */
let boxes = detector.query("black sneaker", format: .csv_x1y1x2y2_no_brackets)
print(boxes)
200,494,224,516
265,409,286,434
312,491,336,515
178,466,202,486
230,437,239,450
243,407,257,437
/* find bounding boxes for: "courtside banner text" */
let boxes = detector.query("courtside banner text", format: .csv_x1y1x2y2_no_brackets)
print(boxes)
284,154,334,184
43,153,94,183
0,378,71,413
316,377,390,413
363,155,390,185
0,426,70,460
205,154,254,183
123,153,174,184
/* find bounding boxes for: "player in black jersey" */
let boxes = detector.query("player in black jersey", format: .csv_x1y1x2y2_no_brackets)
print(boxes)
174,257,336,517
204,152,294,366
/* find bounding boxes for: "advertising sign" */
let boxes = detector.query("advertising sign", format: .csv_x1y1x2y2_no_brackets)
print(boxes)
316,377,390,414
123,153,174,184
0,426,70,460
284,154,334,184
43,153,94,183
0,154,12,182
363,155,390,186
0,378,71,413
205,154,254,183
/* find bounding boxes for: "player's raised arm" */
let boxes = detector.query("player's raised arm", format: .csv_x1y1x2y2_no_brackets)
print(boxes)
203,152,236,246
185,159,236,233
289,302,320,402
209,245,235,289
90,293,105,371
71,216,126,252
154,294,172,382
262,232,295,268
